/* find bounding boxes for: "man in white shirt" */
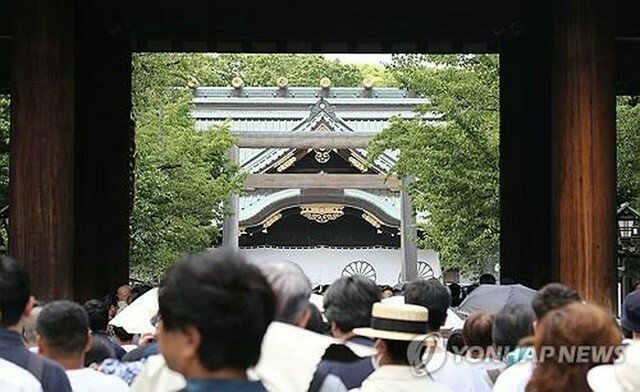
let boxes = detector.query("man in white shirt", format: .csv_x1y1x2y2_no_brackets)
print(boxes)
404,279,491,392
0,358,43,392
36,301,128,392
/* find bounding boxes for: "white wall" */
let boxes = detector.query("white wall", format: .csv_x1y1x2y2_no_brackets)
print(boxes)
240,246,440,286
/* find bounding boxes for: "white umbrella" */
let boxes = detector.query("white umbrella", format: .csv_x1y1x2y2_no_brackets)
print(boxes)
109,288,158,334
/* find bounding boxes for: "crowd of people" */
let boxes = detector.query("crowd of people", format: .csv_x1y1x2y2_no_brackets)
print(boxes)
1,250,640,392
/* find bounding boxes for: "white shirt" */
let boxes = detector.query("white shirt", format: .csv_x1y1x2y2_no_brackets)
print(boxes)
0,358,43,392
492,362,534,392
360,365,452,392
462,357,507,387
425,348,492,392
66,368,129,392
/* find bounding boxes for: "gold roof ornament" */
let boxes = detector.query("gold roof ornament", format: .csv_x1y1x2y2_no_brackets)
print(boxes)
320,77,332,89
277,76,289,88
231,76,244,89
300,204,344,224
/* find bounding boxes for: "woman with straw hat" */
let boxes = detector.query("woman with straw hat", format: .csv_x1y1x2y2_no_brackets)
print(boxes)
354,303,452,392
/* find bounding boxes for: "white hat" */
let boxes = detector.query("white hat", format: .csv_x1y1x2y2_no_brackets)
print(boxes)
587,342,640,392
353,302,429,341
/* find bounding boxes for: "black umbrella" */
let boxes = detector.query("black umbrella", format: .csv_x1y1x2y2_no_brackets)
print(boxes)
457,284,537,315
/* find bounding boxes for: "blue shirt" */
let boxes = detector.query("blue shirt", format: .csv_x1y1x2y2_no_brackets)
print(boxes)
186,379,268,392
0,328,72,392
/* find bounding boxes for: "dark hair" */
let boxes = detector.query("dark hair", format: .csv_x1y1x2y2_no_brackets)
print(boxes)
462,311,494,357
526,303,621,392
323,275,381,333
448,283,463,307
404,278,451,332
84,335,115,367
128,284,153,305
306,303,329,335
531,283,581,320
492,304,535,358
159,249,276,371
83,299,109,332
446,330,467,356
0,256,31,328
479,274,496,285
382,339,411,364
36,300,89,355
113,326,134,343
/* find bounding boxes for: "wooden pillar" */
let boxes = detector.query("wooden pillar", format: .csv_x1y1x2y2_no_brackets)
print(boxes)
499,20,553,288
400,176,418,282
550,0,616,308
73,7,133,301
10,0,75,300
222,146,239,249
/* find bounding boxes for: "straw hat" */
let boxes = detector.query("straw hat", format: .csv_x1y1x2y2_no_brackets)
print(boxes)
353,302,429,341
587,343,640,392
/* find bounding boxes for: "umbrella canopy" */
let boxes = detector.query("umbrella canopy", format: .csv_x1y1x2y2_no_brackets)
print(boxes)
457,284,537,315
109,287,159,334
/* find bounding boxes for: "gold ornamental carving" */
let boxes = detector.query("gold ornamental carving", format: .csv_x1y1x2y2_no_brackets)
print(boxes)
276,156,297,172
300,204,344,224
362,212,382,228
262,212,282,230
349,156,368,172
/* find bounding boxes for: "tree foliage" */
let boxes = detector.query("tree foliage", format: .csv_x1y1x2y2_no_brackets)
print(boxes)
130,54,244,280
617,96,640,208
369,54,501,275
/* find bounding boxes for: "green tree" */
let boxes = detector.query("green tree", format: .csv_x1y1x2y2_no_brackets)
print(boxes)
195,54,366,87
368,54,500,275
617,96,640,208
131,54,244,280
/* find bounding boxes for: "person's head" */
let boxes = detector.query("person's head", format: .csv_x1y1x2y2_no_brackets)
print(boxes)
305,303,329,335
462,311,494,359
22,305,42,348
112,326,134,345
84,335,115,367
532,283,582,320
0,256,35,330
527,302,622,392
83,299,109,332
128,284,153,304
255,260,311,327
379,285,394,299
479,274,496,285
446,330,466,356
621,291,640,336
353,303,430,367
448,283,463,307
36,300,91,368
104,294,118,320
404,278,451,332
492,304,535,358
158,249,275,378
323,275,381,339
116,285,132,303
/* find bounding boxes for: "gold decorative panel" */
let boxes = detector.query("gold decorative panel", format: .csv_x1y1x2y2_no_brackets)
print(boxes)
362,212,382,228
276,156,297,172
300,204,344,224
